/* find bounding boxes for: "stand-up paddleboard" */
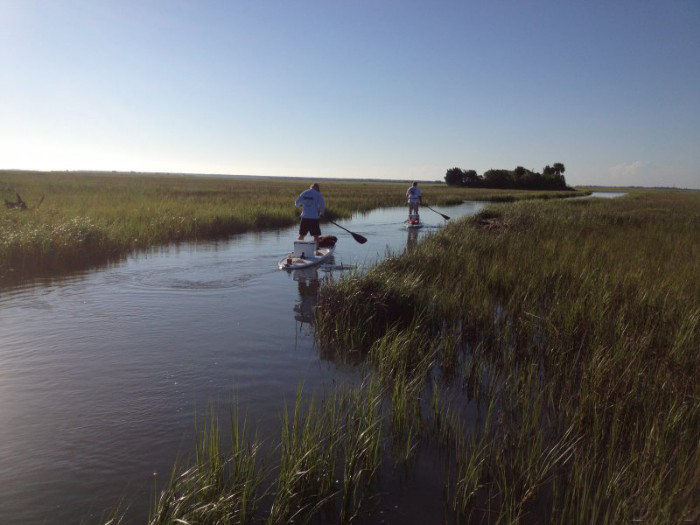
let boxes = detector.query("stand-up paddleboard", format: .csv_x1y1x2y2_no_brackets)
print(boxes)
405,215,423,229
279,235,338,270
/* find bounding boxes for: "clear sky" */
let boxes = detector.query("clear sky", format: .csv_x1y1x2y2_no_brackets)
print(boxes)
1,1,699,188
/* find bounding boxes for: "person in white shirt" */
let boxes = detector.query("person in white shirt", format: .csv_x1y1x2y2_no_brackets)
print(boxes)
406,181,422,219
295,183,325,242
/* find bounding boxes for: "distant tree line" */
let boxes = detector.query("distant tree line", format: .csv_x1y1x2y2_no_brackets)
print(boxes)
445,163,570,190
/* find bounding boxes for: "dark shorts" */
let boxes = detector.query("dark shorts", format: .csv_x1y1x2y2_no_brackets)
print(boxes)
299,218,321,237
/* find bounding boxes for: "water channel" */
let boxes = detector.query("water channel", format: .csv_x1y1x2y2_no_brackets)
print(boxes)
0,194,622,523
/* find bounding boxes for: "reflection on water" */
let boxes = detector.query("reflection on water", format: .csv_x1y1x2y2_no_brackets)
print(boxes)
406,228,419,251
293,266,322,327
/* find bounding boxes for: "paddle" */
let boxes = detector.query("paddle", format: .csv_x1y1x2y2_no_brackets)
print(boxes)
424,204,450,221
328,219,367,244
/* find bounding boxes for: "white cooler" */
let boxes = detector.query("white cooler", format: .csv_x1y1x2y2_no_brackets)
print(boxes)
293,240,316,258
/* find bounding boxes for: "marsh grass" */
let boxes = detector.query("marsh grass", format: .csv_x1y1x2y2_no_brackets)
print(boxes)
104,193,698,524
0,170,586,283
97,189,697,523
122,381,384,525
267,388,340,524
147,408,263,525
315,190,700,523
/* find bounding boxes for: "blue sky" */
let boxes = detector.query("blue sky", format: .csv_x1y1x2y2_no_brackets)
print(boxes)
1,1,699,188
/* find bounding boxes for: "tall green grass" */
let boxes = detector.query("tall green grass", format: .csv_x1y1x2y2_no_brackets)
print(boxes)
315,190,700,523
147,408,263,525
0,170,586,283
98,190,697,523
123,382,383,525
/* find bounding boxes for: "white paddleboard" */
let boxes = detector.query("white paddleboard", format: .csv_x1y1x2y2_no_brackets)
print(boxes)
278,235,338,270
278,246,335,270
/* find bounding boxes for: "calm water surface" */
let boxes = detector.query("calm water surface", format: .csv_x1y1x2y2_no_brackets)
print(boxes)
583,191,627,199
0,193,624,523
0,202,488,524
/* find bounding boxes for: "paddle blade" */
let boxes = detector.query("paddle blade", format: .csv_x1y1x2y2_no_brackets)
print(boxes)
427,205,449,220
352,232,368,244
328,219,368,244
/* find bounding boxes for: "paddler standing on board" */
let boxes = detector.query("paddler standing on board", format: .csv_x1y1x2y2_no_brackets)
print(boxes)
295,183,325,242
406,181,421,222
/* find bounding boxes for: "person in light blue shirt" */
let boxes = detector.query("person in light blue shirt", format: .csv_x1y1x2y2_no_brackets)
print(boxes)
295,183,325,242
406,181,422,220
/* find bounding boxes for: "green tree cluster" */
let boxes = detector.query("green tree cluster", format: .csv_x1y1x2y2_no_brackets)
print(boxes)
445,163,569,190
